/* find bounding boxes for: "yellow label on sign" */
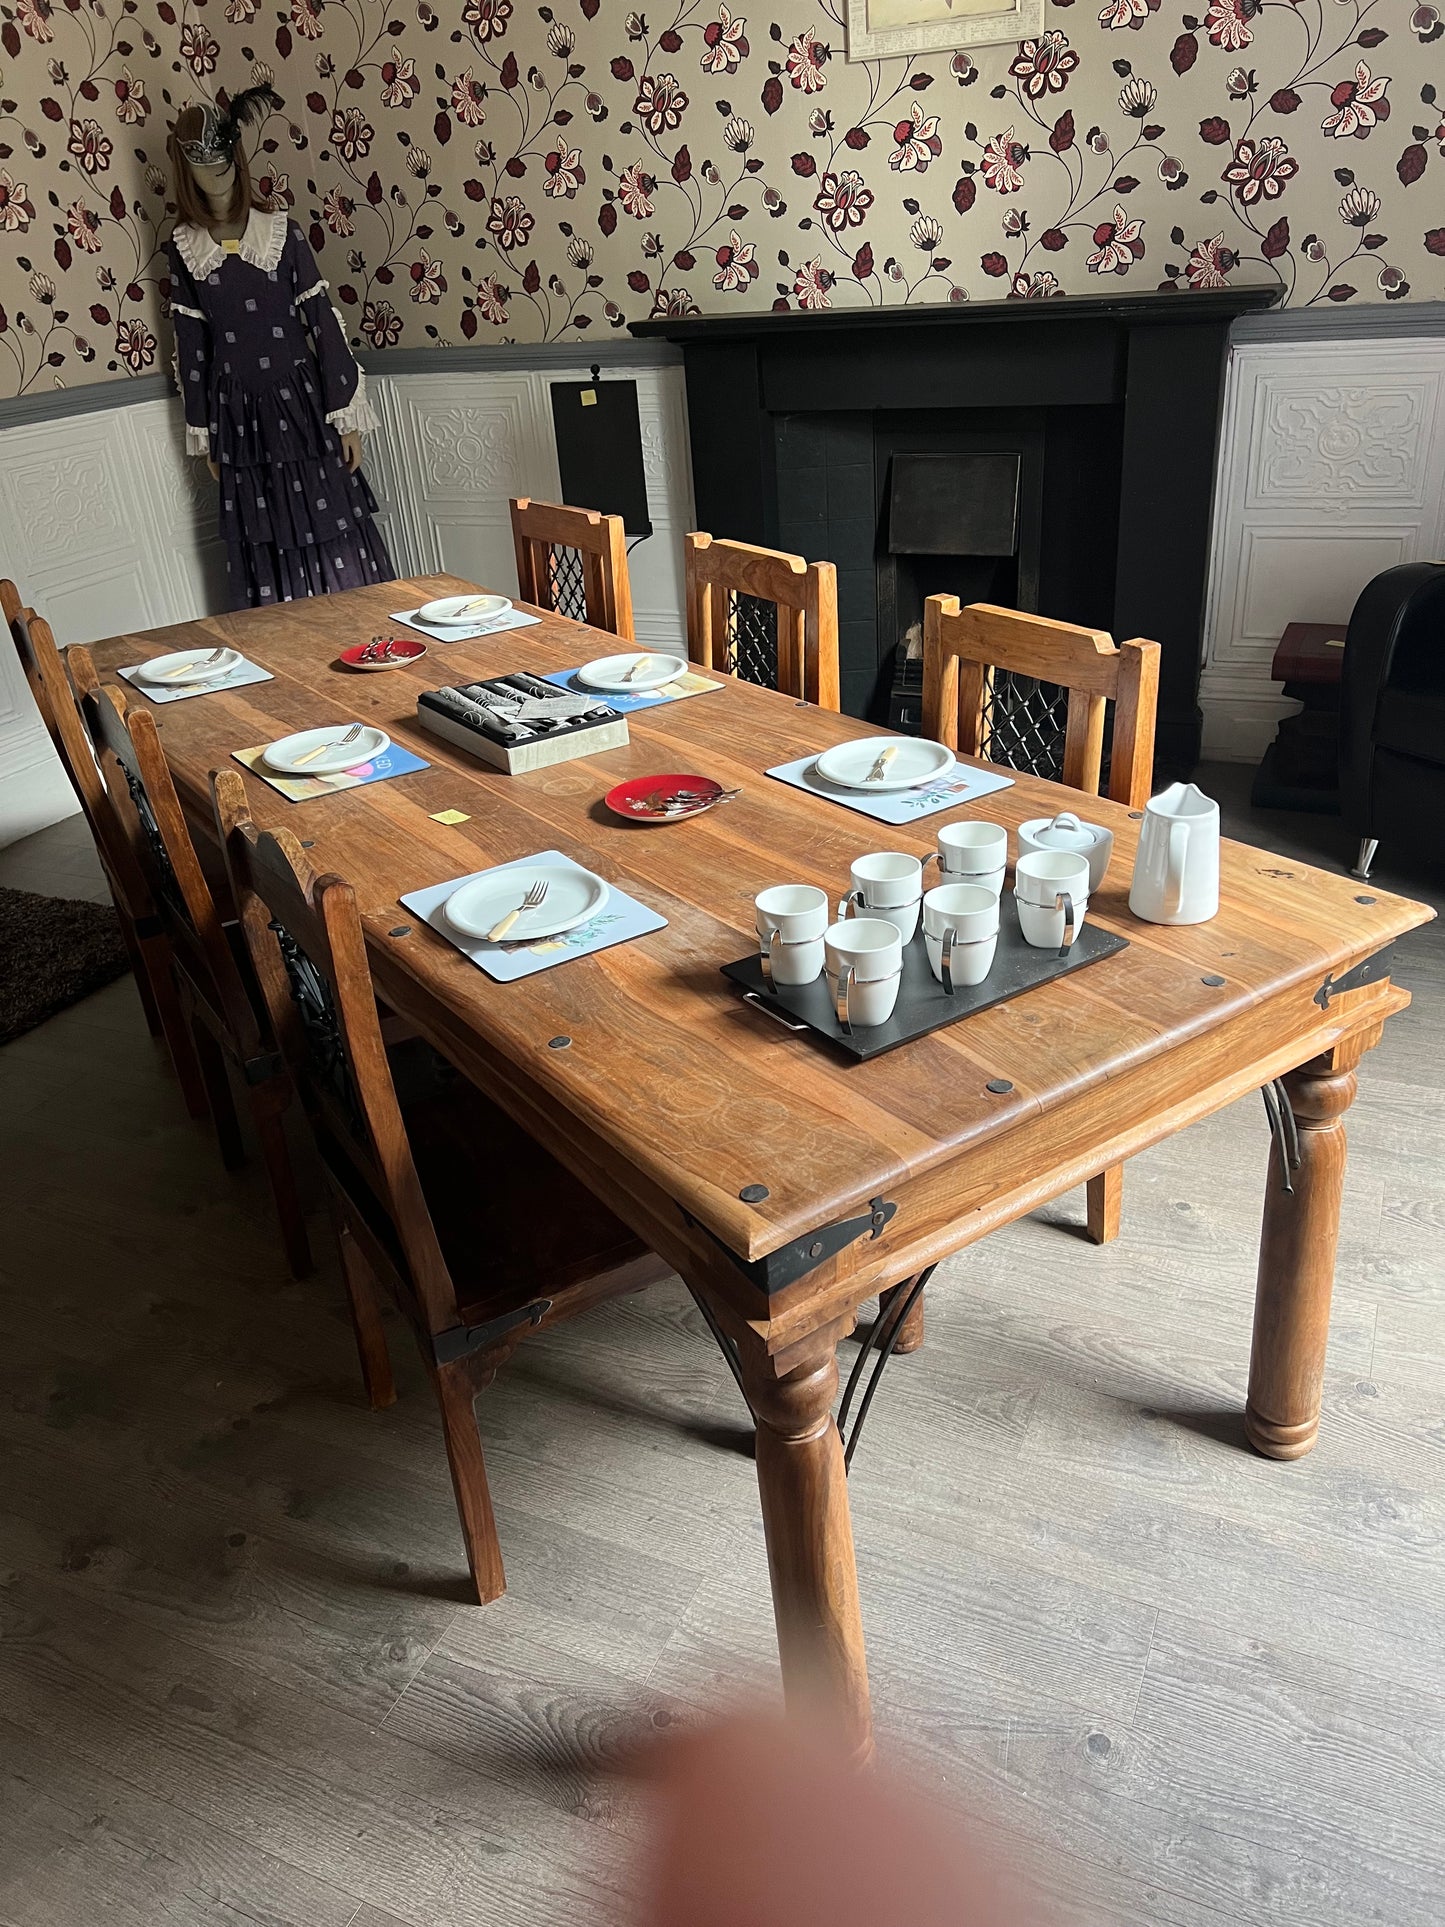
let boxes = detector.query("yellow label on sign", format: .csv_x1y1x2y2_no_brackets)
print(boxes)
580,389,597,407
222,238,241,254
430,809,471,825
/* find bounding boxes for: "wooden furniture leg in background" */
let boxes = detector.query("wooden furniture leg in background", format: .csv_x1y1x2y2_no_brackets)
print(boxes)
878,1281,925,1354
434,1358,507,1605
1086,1165,1123,1245
736,1317,873,1764
1245,1042,1360,1460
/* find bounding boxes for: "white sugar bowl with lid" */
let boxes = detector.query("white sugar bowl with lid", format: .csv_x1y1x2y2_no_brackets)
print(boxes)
1016,810,1114,894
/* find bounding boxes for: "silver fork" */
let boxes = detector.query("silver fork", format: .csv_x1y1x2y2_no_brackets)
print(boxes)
486,877,549,942
160,645,227,680
293,721,364,768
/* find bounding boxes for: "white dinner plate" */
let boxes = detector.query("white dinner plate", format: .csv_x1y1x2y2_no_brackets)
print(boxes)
136,646,243,687
417,593,512,626
443,863,609,943
576,651,688,693
261,723,391,776
814,736,956,792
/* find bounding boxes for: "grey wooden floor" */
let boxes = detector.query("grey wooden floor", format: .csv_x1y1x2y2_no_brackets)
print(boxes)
1,773,1442,1927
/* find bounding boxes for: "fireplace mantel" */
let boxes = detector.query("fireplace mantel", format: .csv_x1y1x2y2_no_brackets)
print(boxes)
632,280,1283,770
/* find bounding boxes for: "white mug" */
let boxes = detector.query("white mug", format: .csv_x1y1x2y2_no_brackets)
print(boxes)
921,883,999,991
1014,850,1090,952
824,917,902,1030
839,851,923,944
933,820,1008,897
755,883,828,988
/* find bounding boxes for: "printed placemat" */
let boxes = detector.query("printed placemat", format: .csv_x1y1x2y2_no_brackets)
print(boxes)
392,606,543,644
541,664,724,713
767,753,1015,825
400,849,666,983
233,739,430,802
120,658,273,704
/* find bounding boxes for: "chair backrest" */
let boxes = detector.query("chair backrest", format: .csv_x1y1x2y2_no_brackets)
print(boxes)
212,768,459,1336
921,599,1160,809
510,497,635,640
684,533,840,711
77,666,259,1048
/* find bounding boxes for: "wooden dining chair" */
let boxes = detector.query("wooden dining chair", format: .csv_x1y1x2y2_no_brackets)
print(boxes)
212,769,665,1603
75,667,313,1278
510,497,635,639
1,589,207,1104
685,533,840,711
919,598,1162,1286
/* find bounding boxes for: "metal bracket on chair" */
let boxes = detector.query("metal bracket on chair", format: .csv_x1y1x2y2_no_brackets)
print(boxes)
431,1299,551,1366
1314,944,1393,1011
1260,1079,1302,1196
240,1049,286,1087
682,1197,898,1296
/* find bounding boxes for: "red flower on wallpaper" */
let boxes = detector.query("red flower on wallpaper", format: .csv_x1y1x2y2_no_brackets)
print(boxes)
617,162,657,218
487,194,534,250
15,0,54,44
1086,204,1145,273
1186,232,1237,287
0,171,35,232
113,68,150,125
65,199,102,251
635,73,688,135
649,286,701,316
700,6,749,75
1098,0,1160,31
408,251,447,302
180,23,220,76
380,48,420,109
543,143,585,198
1204,0,1259,54
474,275,509,323
463,0,512,45
890,100,942,173
290,0,324,41
451,71,488,127
813,168,873,231
323,188,356,235
66,119,112,177
331,108,375,163
1223,134,1298,205
115,317,156,371
785,27,828,92
360,299,403,346
1008,32,1078,100
1320,63,1390,140
712,230,759,290
791,256,834,307
981,129,1029,194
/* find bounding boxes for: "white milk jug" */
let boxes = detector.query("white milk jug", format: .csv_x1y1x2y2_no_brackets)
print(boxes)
1128,781,1220,925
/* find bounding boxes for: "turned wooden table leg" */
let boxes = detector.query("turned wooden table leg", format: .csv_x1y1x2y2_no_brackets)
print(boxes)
879,1280,925,1354
737,1323,873,1763
1245,1047,1358,1461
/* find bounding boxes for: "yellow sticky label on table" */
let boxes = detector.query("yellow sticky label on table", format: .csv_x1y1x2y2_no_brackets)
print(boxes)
580,389,596,407
430,808,471,825
1324,637,1345,648
222,238,241,254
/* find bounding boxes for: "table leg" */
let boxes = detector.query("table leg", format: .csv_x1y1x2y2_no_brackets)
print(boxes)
879,1280,925,1354
737,1323,873,1763
1245,1046,1358,1460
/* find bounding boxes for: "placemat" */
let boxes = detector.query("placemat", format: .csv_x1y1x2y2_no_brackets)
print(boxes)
119,658,273,704
541,665,724,713
233,739,430,802
400,849,666,983
392,606,543,643
767,753,1015,824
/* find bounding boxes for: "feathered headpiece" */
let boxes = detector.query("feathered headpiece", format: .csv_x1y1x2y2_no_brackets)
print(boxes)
178,86,281,166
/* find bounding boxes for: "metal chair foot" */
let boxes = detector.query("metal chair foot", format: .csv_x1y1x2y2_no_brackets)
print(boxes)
1350,837,1378,881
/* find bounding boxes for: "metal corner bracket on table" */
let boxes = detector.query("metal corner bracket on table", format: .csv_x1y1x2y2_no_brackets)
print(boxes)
1314,943,1393,1011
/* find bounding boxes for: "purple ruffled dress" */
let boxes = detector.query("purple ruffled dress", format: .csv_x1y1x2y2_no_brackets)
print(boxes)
168,210,394,610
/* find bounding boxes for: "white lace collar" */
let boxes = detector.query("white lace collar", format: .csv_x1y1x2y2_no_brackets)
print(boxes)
172,207,288,279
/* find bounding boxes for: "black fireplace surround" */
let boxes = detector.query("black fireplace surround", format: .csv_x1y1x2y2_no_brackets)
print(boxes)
632,282,1280,773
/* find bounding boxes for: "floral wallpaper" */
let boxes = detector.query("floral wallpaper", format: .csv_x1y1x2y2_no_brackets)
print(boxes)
0,0,1440,393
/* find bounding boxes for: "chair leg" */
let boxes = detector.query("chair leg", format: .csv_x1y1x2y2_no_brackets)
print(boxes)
433,1361,506,1605
115,910,163,1036
1351,836,1378,881
191,1019,247,1171
251,1087,314,1279
878,1281,926,1354
335,1220,395,1410
1086,1164,1123,1245
140,936,209,1120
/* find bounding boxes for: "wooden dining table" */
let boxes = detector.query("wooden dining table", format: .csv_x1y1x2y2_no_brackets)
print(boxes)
89,574,1434,1760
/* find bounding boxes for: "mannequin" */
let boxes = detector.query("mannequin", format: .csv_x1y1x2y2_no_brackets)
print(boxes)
166,93,395,609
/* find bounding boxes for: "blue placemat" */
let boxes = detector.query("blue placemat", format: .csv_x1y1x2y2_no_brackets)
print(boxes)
234,739,430,802
767,753,1015,824
120,657,273,704
541,665,724,713
400,849,667,982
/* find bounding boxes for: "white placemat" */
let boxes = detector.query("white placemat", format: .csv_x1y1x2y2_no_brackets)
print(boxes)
767,752,1015,824
392,606,543,643
400,849,666,982
119,657,273,704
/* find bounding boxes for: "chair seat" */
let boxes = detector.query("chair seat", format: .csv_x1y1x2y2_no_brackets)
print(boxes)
388,1042,650,1327
1374,688,1445,767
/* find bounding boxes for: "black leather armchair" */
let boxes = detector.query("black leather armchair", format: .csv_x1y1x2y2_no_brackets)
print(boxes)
1339,561,1445,879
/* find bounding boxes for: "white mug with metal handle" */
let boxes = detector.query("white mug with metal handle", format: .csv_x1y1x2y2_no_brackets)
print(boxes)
824,918,903,1030
755,883,828,988
838,851,924,944
922,882,999,992
1014,850,1090,954
931,820,1008,897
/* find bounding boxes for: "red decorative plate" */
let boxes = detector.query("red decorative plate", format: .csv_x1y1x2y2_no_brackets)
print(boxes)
604,773,735,822
337,637,428,673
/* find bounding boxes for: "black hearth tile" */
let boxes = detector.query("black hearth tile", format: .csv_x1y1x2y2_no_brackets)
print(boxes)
776,416,829,465
824,463,874,517
835,569,876,621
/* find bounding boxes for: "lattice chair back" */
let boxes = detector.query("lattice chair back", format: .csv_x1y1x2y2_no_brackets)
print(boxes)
684,533,840,711
921,599,1160,809
212,768,460,1339
510,497,635,640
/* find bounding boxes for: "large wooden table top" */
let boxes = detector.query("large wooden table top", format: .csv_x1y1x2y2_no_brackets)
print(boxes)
90,575,1433,1276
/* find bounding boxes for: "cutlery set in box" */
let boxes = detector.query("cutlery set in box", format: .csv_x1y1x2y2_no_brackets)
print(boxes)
415,672,629,774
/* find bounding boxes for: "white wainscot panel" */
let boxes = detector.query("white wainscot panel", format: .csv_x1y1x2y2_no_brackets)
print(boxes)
1200,337,1445,764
